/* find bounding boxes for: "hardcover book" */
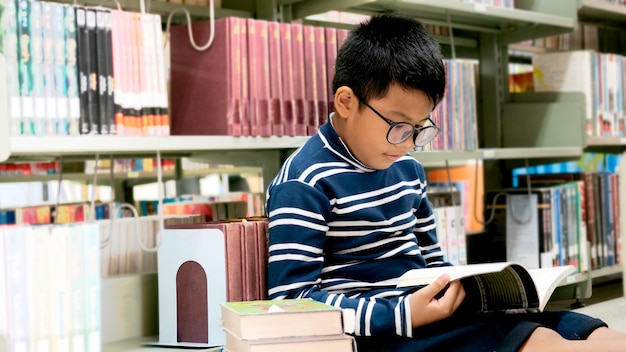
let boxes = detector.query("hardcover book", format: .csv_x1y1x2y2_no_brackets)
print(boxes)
396,262,576,313
220,298,345,341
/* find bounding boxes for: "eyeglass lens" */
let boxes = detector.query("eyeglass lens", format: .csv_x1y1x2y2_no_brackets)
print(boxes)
387,120,436,146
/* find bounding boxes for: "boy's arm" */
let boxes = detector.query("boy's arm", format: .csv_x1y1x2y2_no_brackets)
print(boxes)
266,180,416,338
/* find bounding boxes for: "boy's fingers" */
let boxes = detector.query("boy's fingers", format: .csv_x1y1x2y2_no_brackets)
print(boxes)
419,273,451,299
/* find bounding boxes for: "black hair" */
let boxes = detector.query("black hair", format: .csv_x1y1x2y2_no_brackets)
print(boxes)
332,13,446,109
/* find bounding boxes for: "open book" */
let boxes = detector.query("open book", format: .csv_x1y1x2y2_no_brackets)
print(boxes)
397,262,577,313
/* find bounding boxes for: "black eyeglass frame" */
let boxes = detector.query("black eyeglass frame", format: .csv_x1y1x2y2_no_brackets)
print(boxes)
359,99,440,147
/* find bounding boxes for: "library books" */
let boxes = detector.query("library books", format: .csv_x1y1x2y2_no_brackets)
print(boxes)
224,331,356,352
220,299,345,340
4,1,168,136
532,50,626,138
396,262,576,313
221,299,355,352
0,223,101,352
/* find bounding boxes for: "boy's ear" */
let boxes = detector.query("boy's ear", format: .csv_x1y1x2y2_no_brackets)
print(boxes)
334,86,357,118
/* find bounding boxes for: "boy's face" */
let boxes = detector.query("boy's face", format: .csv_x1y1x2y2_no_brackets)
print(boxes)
339,84,433,170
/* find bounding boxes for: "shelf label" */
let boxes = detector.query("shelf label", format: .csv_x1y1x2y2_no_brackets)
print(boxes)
473,4,487,13
481,149,496,160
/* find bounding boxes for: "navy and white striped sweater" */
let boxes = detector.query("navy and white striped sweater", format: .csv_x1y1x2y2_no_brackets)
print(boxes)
266,119,449,337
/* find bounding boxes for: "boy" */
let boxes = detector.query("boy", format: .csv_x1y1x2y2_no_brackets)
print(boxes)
265,13,626,351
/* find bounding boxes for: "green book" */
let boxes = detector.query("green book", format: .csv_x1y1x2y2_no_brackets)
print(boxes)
220,298,345,340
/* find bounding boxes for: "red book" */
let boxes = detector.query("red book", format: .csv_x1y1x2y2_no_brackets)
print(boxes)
303,25,318,136
325,27,337,116
240,20,250,136
315,26,328,128
268,21,283,137
248,19,271,137
280,23,295,136
170,17,243,136
291,24,307,136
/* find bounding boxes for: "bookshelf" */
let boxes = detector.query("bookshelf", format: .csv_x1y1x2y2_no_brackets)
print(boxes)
2,0,626,349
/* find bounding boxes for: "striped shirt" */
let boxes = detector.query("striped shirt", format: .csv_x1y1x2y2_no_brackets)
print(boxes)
266,118,449,337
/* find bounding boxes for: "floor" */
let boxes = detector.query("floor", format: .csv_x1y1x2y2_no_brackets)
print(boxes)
547,278,626,332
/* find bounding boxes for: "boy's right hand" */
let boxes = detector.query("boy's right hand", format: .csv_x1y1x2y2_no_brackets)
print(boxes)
408,273,466,328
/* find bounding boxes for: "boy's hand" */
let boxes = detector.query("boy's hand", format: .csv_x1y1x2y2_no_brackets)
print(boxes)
408,273,466,328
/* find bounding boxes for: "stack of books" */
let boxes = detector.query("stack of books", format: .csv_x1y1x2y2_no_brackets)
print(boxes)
220,298,356,352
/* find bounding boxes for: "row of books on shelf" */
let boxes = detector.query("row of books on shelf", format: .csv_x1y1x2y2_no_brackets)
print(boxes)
533,50,626,138
84,158,177,174
515,22,601,52
485,171,622,274
170,17,479,148
3,1,169,137
170,17,346,138
0,162,61,176
429,184,468,265
0,191,262,226
458,0,515,8
0,223,102,352
424,60,479,151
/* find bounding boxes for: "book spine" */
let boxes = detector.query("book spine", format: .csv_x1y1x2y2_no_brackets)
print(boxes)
83,224,102,352
3,0,23,135
246,19,257,136
151,14,169,136
109,10,125,135
256,19,271,137
229,17,243,137
303,25,318,136
75,7,91,134
42,1,57,135
64,5,80,136
52,3,69,135
0,228,8,347
291,24,307,136
325,27,337,116
139,13,155,136
96,9,110,134
268,21,283,137
30,0,46,136
280,23,295,136
240,19,250,136
17,0,34,135
49,226,72,351
104,10,115,135
314,26,328,129
67,226,86,351
5,228,31,351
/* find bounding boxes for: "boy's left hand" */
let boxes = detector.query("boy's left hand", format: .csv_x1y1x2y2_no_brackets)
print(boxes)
408,273,466,328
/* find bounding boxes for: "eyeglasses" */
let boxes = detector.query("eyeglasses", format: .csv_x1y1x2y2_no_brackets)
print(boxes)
359,99,440,147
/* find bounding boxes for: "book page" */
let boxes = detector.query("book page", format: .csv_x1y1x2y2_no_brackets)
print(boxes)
528,265,577,311
396,262,515,288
